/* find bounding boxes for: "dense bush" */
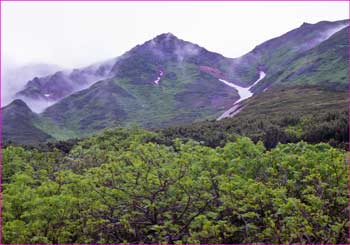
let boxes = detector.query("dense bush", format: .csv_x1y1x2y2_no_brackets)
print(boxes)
2,128,347,243
159,109,348,150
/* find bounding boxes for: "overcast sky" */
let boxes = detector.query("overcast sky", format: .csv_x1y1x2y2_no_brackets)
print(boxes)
2,1,348,69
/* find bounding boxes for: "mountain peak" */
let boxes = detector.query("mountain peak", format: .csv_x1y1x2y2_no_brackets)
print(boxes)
150,32,180,45
123,31,202,62
155,32,176,39
301,22,311,27
126,32,185,56
8,99,30,109
3,99,34,118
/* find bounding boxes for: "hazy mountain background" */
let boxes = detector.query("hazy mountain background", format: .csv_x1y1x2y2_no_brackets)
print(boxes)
2,63,61,108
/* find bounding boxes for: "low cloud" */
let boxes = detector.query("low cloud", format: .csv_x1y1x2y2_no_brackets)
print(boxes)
2,62,61,107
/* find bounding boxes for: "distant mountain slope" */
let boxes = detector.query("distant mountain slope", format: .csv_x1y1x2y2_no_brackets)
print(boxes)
2,63,60,107
2,100,53,145
16,33,242,114
253,26,348,92
218,21,348,120
3,19,349,145
14,20,348,113
41,33,241,135
233,19,348,87
41,19,349,136
15,58,116,112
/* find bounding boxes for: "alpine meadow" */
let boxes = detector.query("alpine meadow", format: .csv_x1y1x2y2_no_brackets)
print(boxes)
1,2,349,244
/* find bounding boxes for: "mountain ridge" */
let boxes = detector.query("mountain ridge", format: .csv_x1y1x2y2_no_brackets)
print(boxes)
3,19,349,145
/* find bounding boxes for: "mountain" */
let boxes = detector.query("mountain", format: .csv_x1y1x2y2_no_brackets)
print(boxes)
17,19,347,112
15,58,117,112
15,33,243,115
252,26,348,92
232,19,348,88
2,63,61,108
2,99,53,145
3,20,349,145
218,21,348,119
40,33,243,136
41,21,348,135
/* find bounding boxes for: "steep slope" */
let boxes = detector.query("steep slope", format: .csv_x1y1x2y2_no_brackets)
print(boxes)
15,19,348,113
16,33,244,114
219,21,349,120
233,19,348,87
41,33,241,135
2,63,60,107
41,20,349,137
4,20,349,143
253,26,349,92
2,100,53,145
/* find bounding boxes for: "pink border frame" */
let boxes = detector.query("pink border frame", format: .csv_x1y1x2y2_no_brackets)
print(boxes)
347,0,350,243
0,1,349,244
1,1,3,243
0,0,349,1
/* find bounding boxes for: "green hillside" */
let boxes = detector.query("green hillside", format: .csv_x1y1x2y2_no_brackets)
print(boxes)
40,64,239,136
160,86,348,149
253,26,349,92
2,100,53,145
236,19,348,86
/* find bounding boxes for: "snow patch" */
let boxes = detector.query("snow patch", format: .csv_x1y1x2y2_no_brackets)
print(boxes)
219,71,266,104
217,71,266,120
153,70,164,85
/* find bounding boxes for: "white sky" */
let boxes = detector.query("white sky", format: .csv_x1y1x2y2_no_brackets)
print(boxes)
2,1,348,69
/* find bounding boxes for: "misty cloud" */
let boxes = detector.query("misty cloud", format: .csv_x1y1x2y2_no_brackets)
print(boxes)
2,63,61,107
174,44,200,62
297,23,349,52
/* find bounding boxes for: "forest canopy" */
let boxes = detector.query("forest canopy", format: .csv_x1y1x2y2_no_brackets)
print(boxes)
2,128,348,243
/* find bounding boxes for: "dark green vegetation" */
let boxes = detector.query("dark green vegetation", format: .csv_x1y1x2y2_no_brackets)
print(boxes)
2,100,53,145
239,20,348,89
253,25,349,93
4,86,348,151
160,86,348,150
41,64,238,135
3,128,348,243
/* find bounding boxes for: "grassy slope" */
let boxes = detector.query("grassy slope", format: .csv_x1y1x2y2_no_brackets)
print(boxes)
237,20,348,87
41,61,239,137
239,86,347,117
252,25,348,92
159,86,348,149
273,27,348,88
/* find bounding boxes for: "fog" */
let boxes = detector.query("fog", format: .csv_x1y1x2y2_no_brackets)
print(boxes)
3,2,347,67
2,62,61,107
